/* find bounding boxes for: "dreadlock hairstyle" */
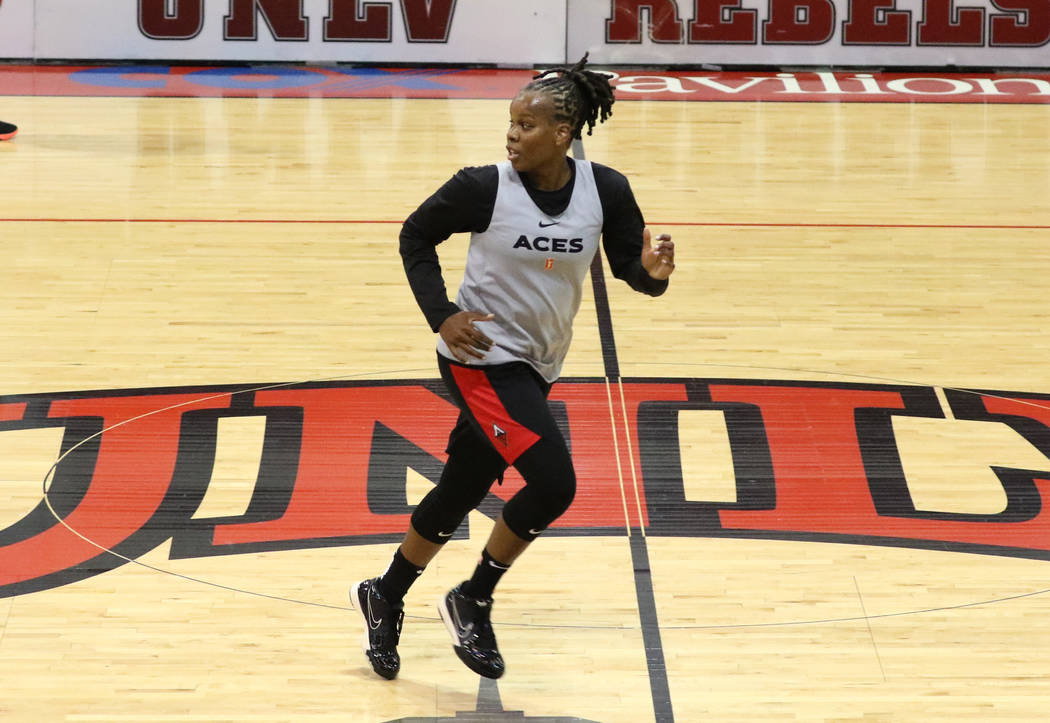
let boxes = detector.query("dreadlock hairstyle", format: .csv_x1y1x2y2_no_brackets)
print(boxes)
523,53,615,139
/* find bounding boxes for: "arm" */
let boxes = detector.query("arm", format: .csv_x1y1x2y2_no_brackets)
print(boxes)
399,166,500,361
399,166,497,331
592,164,675,296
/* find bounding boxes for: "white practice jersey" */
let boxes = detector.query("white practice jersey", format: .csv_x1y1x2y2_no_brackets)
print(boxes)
437,160,603,382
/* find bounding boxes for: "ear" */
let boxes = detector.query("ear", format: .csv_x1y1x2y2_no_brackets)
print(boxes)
554,121,573,149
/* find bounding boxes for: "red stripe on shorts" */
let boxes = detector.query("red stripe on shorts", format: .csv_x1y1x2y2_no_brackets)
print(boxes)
449,365,541,464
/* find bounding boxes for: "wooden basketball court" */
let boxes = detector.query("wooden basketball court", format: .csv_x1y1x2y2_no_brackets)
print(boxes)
3,66,1050,722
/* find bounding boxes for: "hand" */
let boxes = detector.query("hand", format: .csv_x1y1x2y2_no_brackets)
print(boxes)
439,311,495,362
641,228,675,281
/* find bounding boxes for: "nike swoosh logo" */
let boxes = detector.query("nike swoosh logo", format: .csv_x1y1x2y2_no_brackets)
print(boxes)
437,530,454,538
528,528,545,535
538,220,559,227
452,605,474,639
367,597,383,630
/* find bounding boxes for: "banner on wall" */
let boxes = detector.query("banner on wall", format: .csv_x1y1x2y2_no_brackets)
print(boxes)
1,1,1048,68
0,0,34,59
571,0,1050,68
23,0,569,64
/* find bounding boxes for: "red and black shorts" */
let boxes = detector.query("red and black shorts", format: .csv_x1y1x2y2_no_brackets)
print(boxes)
438,355,558,466
409,354,576,543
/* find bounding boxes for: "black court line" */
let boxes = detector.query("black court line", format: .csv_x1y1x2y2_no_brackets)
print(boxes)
576,140,674,723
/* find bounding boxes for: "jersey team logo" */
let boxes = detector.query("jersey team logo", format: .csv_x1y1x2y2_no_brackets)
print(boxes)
2,376,1050,598
512,235,585,253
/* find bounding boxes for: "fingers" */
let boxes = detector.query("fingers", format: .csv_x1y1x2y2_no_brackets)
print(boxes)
468,312,496,325
641,228,675,276
465,313,495,349
454,344,486,362
644,229,674,253
640,229,676,281
654,238,674,259
440,310,495,362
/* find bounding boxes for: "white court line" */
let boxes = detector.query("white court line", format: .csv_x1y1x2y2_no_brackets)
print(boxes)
604,376,634,538
617,378,646,537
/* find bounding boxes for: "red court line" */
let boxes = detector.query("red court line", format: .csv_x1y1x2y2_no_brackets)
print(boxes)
656,221,1050,230
0,218,400,224
2,218,1048,230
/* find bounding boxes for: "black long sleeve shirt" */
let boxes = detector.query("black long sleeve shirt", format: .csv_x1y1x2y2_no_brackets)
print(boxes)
400,158,668,333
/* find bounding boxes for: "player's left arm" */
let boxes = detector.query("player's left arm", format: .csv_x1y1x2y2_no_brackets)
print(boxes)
594,163,674,296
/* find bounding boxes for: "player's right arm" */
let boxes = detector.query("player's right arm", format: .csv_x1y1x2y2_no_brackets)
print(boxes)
398,166,498,332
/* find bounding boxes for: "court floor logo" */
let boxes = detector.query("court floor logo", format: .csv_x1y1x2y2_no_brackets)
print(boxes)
2,377,1050,598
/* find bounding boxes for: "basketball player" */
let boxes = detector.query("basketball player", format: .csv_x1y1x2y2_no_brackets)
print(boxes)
0,120,16,141
351,54,676,681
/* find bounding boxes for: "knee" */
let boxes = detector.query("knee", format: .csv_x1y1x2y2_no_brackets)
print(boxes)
545,465,576,518
410,471,496,544
520,440,576,514
501,442,577,538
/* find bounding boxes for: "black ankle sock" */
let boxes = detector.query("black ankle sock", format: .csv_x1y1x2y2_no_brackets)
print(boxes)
377,547,424,604
462,548,510,600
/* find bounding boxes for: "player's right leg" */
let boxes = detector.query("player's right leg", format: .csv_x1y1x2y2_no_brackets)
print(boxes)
433,358,575,678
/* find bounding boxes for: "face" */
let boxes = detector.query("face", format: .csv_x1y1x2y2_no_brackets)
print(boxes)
505,91,572,174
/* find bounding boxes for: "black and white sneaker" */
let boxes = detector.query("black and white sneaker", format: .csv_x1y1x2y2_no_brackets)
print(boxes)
350,577,404,680
437,583,505,679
